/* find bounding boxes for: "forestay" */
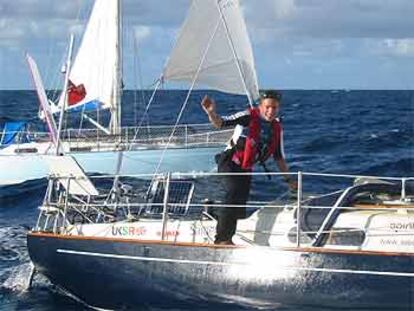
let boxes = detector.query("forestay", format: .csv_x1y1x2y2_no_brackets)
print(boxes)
163,0,259,101
58,0,120,114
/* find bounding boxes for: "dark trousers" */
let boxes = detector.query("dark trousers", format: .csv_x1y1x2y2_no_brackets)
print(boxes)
215,158,251,243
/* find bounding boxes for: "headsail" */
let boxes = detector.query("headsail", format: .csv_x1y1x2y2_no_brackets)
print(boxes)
58,0,121,132
46,156,99,196
163,0,259,101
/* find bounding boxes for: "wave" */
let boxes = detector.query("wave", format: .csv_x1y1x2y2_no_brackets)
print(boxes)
0,225,31,296
1,263,34,293
0,226,28,264
360,127,413,152
0,179,47,211
300,135,345,153
358,157,414,177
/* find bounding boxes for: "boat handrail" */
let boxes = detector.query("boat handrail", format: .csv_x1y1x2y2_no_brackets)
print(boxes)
35,170,413,245
1,124,232,151
55,171,412,182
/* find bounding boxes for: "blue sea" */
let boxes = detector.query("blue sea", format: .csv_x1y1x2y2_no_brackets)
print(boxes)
0,90,413,310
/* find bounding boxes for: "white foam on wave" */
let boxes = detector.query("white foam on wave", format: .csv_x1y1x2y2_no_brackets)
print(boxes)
2,263,34,292
0,226,28,262
0,225,33,293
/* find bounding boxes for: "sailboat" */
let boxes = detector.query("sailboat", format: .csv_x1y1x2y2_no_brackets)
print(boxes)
26,1,414,310
27,163,414,309
0,0,259,186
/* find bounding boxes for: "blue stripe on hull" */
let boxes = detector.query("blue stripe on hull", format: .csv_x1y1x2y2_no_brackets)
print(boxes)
27,234,414,310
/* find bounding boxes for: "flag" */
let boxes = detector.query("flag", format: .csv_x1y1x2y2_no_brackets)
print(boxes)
68,80,87,106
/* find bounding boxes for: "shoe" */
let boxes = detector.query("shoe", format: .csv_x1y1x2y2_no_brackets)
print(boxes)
214,240,235,246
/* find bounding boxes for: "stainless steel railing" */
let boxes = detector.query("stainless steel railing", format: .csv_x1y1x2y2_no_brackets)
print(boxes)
35,171,414,245
1,124,232,152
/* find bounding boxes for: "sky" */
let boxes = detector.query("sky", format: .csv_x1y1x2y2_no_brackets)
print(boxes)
0,0,414,90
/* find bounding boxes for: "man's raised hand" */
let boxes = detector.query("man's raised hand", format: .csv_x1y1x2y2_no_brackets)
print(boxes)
201,95,216,114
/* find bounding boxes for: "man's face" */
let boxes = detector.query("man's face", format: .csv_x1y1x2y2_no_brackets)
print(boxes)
258,98,279,121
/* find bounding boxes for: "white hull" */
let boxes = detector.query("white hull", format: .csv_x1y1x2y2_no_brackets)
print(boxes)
32,169,414,254
0,144,223,186
63,202,414,254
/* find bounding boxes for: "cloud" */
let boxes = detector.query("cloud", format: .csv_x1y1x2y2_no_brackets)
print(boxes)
0,0,189,49
369,38,414,57
0,18,27,44
244,0,414,39
2,0,413,50
270,0,296,19
0,0,84,20
122,0,189,27
0,0,413,89
0,0,86,48
133,26,151,43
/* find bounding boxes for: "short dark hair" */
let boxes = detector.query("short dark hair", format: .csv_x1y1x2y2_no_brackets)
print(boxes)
259,90,282,102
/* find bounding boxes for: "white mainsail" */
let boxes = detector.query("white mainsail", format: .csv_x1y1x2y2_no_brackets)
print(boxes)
58,0,121,132
163,0,259,101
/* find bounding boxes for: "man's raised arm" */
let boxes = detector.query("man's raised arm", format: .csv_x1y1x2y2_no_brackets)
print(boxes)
201,95,223,128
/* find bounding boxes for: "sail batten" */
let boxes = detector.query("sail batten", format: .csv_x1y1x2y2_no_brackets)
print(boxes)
163,0,259,100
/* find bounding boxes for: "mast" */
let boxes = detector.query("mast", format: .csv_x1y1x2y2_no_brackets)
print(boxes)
110,0,122,135
57,34,75,155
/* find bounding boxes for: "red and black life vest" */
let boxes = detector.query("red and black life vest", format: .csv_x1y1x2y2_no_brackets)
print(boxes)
232,107,281,170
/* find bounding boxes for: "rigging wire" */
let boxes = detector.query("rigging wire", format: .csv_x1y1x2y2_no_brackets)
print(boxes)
127,78,162,150
151,11,223,178
132,27,148,127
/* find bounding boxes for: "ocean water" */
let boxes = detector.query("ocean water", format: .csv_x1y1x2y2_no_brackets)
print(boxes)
0,90,413,310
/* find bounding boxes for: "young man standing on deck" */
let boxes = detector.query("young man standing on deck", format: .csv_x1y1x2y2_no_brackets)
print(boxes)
201,90,297,245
